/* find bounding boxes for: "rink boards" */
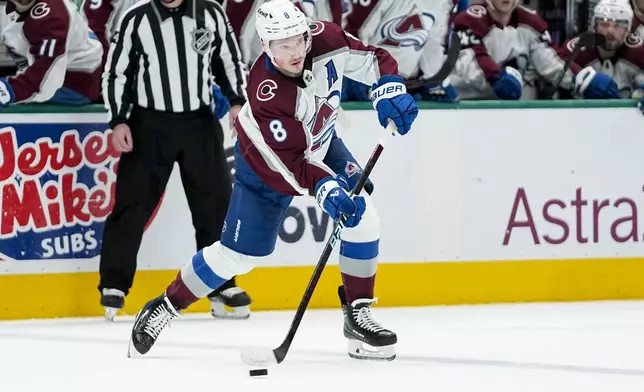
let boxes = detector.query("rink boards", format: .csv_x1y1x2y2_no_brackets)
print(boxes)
1,101,644,320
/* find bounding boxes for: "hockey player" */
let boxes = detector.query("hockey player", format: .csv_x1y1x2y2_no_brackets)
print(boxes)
341,0,467,102
0,0,103,106
81,0,139,71
559,0,644,100
224,0,343,66
128,0,418,360
632,0,644,36
450,0,620,100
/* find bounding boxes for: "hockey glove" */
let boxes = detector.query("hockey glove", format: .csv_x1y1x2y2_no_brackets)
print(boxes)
455,0,470,12
370,74,418,135
491,67,523,100
635,87,644,115
212,84,230,120
341,77,371,101
315,176,366,228
419,77,459,103
0,78,15,109
573,67,620,99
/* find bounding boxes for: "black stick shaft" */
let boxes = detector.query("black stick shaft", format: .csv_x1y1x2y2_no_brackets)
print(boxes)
272,138,388,363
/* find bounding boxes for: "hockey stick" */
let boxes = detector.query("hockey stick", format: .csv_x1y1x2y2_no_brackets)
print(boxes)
404,31,462,90
241,121,396,367
544,31,606,99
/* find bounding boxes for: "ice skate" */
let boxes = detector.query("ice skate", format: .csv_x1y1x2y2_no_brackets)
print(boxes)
208,287,251,319
100,288,124,321
127,294,180,357
338,286,397,361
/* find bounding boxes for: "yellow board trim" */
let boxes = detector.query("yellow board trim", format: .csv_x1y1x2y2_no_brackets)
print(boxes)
2,258,644,320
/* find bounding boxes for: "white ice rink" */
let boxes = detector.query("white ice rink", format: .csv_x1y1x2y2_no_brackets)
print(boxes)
3,301,644,392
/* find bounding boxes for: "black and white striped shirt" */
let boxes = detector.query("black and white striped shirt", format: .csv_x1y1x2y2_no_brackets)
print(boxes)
103,0,247,128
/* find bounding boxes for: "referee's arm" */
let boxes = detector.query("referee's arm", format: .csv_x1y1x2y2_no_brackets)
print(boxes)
208,1,247,106
102,9,139,129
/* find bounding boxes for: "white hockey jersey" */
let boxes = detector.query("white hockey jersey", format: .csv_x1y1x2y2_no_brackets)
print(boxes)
342,0,459,79
0,0,103,102
450,4,573,100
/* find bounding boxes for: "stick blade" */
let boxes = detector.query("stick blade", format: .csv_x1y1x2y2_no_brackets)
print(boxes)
241,347,279,367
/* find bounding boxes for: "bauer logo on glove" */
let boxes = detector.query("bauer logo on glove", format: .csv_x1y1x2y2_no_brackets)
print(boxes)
370,74,419,135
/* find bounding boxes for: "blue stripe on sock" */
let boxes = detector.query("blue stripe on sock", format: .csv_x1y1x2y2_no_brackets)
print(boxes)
340,239,379,260
192,249,226,289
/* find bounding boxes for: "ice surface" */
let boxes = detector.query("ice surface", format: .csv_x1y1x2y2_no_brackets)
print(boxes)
3,301,644,392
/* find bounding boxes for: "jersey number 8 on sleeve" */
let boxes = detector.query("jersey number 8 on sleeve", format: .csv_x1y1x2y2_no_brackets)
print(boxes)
269,119,287,142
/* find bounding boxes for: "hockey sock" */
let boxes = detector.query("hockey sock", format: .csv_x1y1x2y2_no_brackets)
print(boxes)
166,249,227,309
339,240,378,303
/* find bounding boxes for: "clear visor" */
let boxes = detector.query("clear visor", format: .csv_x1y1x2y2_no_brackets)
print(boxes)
594,17,630,31
268,32,311,61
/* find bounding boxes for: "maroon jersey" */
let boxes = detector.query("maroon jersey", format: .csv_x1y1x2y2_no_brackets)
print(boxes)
559,33,644,97
81,0,139,69
1,0,103,102
450,4,574,99
234,21,398,196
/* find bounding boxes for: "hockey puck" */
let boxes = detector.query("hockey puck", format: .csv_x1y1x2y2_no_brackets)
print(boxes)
249,369,268,377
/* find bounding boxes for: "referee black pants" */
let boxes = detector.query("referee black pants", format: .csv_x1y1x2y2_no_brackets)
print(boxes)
98,106,237,296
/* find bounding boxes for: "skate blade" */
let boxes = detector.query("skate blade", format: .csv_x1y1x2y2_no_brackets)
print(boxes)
347,340,396,361
210,303,250,320
104,307,119,322
127,338,140,359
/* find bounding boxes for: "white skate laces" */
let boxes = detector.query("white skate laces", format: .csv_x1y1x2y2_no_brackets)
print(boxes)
143,298,180,339
352,298,385,333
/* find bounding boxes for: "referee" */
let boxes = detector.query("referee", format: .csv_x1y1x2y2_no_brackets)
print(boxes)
98,0,251,321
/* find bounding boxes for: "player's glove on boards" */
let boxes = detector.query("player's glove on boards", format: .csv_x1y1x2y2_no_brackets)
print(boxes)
212,84,231,119
636,86,644,115
419,77,459,103
370,75,418,135
491,67,522,100
315,176,366,228
573,67,620,99
0,78,15,109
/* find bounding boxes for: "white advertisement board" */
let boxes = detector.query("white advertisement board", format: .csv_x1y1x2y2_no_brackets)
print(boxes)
1,107,643,275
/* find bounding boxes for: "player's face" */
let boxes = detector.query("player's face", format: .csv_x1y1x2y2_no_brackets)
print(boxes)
596,19,629,50
490,0,517,13
270,35,307,76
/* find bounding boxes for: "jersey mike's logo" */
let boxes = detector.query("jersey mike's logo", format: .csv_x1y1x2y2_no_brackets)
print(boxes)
0,124,159,261
379,12,435,50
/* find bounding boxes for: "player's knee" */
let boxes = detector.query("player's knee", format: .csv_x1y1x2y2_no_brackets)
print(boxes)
342,195,380,243
202,242,256,279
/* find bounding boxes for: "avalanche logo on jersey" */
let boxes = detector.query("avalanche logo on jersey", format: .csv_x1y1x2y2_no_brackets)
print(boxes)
307,96,338,152
379,12,435,50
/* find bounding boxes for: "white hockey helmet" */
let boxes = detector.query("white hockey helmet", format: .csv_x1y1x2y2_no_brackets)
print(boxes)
593,0,634,32
255,0,311,57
